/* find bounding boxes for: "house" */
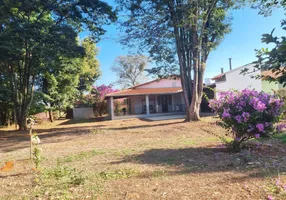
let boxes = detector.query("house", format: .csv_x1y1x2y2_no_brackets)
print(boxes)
105,76,215,120
212,63,285,97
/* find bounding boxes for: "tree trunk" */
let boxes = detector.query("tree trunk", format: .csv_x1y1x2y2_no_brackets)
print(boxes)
17,109,28,131
49,108,54,122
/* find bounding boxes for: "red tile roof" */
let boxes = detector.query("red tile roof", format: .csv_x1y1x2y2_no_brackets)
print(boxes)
262,70,284,79
130,75,181,89
105,87,182,98
212,73,225,80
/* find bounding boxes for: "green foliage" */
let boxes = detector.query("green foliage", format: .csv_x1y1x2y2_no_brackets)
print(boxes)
274,133,286,143
117,0,236,120
33,146,42,169
99,168,139,180
60,150,105,163
43,162,85,186
78,38,101,93
242,0,286,86
29,92,46,115
35,160,85,198
114,100,121,116
117,0,233,76
0,0,116,130
32,132,42,169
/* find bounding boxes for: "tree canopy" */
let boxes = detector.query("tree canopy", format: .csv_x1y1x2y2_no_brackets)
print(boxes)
111,55,149,88
241,0,286,86
117,0,234,121
0,0,116,130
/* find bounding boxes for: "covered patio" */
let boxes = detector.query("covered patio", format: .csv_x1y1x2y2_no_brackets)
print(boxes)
105,88,185,120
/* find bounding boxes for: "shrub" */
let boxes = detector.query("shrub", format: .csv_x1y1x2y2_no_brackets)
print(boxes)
114,100,121,116
209,89,285,150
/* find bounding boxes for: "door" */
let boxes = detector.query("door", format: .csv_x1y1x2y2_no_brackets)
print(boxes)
162,96,168,112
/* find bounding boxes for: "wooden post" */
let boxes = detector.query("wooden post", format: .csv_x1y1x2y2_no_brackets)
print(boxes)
29,125,33,160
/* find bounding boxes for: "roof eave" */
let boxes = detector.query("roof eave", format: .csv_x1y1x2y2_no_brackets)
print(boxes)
105,91,183,99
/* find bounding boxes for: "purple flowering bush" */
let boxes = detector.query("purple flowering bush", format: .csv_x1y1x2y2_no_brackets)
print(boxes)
209,89,285,150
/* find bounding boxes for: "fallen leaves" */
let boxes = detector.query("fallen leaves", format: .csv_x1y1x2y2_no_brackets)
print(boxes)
0,161,14,172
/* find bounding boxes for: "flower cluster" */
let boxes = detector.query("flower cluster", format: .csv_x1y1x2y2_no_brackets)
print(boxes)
93,84,119,100
209,89,285,142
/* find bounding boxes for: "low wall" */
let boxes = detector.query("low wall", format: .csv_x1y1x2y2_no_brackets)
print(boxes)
73,107,94,119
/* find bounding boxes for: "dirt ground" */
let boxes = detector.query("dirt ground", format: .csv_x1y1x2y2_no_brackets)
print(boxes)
1,117,286,200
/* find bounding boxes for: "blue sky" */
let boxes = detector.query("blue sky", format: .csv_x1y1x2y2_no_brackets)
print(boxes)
84,2,285,87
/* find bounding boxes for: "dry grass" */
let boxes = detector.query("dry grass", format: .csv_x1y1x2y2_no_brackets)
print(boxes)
1,117,286,199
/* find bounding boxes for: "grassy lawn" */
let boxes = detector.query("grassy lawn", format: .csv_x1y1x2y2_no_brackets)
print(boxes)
1,117,286,199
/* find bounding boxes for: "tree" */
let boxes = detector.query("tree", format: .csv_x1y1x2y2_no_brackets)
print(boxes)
111,55,149,88
78,38,101,93
117,0,234,121
37,38,101,122
244,0,286,85
91,84,119,116
0,0,116,130
0,76,13,126
38,58,82,122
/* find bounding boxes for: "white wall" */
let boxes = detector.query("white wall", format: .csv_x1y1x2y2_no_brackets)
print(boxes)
73,107,94,119
216,64,262,96
129,96,144,114
137,78,182,88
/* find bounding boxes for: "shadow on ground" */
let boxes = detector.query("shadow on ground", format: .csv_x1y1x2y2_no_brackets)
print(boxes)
114,145,286,180
59,116,109,125
106,121,185,131
0,120,184,153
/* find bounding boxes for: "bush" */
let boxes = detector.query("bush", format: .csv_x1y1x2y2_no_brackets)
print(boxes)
114,100,121,116
209,89,285,150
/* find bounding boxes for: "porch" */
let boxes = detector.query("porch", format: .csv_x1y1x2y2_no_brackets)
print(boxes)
111,112,186,121
107,92,185,120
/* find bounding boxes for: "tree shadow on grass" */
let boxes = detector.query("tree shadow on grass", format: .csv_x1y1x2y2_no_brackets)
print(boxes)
0,125,105,153
59,116,109,125
0,120,185,153
113,146,286,181
105,121,185,131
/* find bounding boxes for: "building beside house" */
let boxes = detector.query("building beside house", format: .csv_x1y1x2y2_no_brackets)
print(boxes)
212,63,285,96
105,76,215,120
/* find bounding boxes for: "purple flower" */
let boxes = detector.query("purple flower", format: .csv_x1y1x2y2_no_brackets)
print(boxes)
211,89,284,143
235,115,243,123
275,178,280,186
247,126,254,133
256,123,265,132
240,101,246,106
276,124,286,133
222,108,231,119
227,96,235,104
242,112,250,122
250,97,259,105
254,101,267,112
267,195,274,200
